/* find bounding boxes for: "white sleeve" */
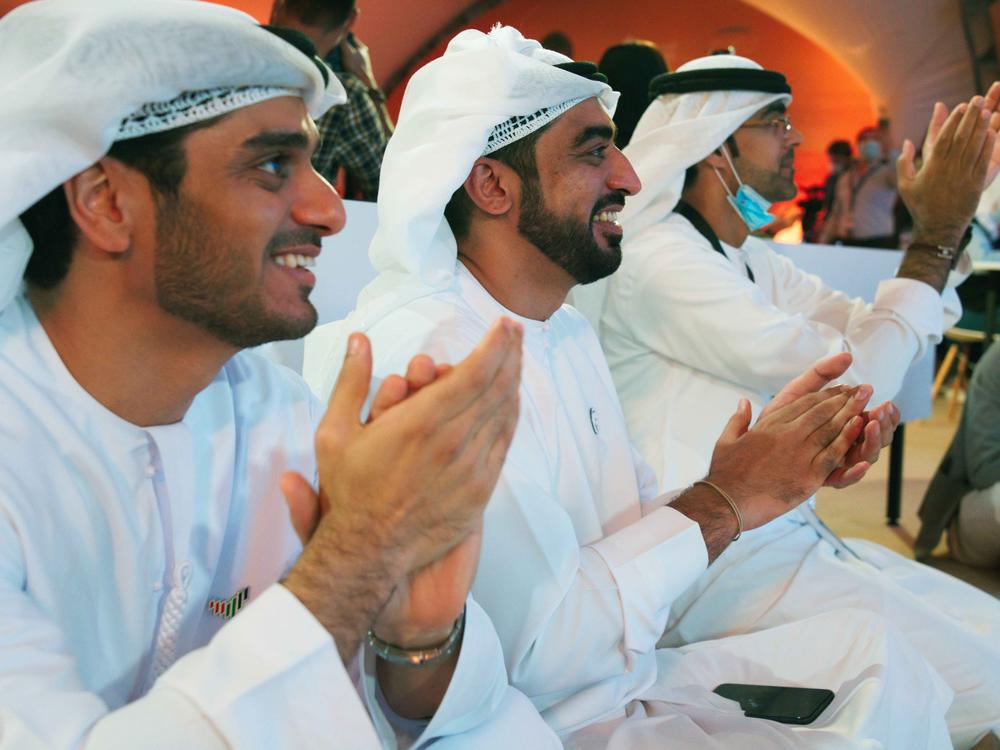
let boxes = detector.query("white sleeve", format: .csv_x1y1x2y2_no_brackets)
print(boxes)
0,552,382,750
625,235,955,404
358,598,561,749
473,443,708,699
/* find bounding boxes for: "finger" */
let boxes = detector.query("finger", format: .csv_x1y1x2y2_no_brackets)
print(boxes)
759,384,851,426
405,318,520,424
931,102,968,163
924,101,949,151
766,352,853,415
813,413,868,478
955,97,987,166
322,332,372,435
975,127,998,185
368,374,408,422
280,471,321,546
826,460,871,489
959,98,990,168
854,420,882,464
896,139,917,185
435,363,453,378
802,385,872,445
405,354,438,392
716,399,753,446
985,81,1000,114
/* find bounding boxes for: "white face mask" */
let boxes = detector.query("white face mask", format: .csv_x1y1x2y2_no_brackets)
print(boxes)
712,144,775,231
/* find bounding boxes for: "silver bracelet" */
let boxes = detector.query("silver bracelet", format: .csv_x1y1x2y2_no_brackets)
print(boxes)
694,480,743,541
366,607,466,667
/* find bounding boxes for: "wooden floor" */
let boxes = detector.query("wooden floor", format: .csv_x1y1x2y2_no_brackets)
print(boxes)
816,395,1000,598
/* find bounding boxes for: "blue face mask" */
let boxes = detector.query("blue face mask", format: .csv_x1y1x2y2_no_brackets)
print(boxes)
713,146,774,231
858,140,882,163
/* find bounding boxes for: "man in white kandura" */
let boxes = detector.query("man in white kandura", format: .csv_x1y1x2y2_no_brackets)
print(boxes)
598,53,1000,748
0,2,560,747
306,26,956,749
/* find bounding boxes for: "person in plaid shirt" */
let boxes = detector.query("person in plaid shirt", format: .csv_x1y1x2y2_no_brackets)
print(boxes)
272,0,393,201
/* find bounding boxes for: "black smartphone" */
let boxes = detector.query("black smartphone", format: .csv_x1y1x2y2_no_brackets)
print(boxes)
713,683,834,725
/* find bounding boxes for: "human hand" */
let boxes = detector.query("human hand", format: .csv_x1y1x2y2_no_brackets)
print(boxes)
283,351,477,648
283,319,522,658
340,35,376,89
824,400,899,489
707,385,871,530
899,86,1000,247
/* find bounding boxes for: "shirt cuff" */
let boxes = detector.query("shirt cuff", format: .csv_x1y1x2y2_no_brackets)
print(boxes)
874,277,944,340
158,583,380,748
360,597,509,748
589,505,708,653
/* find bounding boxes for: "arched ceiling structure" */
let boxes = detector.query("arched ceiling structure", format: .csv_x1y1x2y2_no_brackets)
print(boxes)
1,0,987,186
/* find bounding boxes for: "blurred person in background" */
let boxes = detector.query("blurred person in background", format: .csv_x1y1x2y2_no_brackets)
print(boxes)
271,0,392,200
540,30,573,58
598,40,669,148
819,125,899,247
918,341,1000,568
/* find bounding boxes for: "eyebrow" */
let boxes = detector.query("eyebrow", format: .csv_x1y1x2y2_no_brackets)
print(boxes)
572,124,615,149
239,130,312,153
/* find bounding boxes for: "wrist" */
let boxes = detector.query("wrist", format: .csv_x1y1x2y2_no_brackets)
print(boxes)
911,224,966,249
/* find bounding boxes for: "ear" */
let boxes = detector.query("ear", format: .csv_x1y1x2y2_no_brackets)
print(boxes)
63,159,141,256
703,148,730,171
463,158,517,218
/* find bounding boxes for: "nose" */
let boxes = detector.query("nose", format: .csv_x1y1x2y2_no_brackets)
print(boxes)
292,168,346,237
787,125,805,148
608,147,641,197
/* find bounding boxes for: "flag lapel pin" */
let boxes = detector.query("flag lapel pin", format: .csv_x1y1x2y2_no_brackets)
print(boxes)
208,586,250,620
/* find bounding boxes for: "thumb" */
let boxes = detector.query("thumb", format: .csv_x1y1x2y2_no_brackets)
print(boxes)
896,138,917,184
718,398,752,445
280,471,321,546
325,332,373,430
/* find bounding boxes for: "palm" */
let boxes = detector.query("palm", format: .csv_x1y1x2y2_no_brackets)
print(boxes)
374,524,482,644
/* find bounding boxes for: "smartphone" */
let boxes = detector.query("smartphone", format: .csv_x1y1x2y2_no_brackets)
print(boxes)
713,683,834,725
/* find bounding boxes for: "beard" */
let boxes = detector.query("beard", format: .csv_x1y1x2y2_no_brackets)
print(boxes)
740,152,798,202
152,194,318,349
517,177,624,286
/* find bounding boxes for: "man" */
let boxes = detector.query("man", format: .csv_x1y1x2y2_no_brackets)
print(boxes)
816,138,851,235
819,125,899,247
270,0,392,200
0,2,559,747
918,340,1000,567
306,26,956,748
599,53,1000,748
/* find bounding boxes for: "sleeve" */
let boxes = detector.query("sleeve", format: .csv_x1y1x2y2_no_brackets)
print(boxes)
358,599,562,750
0,515,382,750
962,346,1000,490
311,73,387,202
473,437,708,700
622,231,949,405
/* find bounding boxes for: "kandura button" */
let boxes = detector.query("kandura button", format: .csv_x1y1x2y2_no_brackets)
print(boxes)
589,407,600,435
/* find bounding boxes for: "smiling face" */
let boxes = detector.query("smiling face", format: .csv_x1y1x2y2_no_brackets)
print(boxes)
516,98,641,285
730,102,803,203
147,96,344,348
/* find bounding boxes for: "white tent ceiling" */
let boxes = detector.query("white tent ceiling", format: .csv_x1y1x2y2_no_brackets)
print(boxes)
358,0,984,145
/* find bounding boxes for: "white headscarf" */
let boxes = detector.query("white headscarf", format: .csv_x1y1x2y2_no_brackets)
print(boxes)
0,0,346,313
619,54,792,239
357,24,616,315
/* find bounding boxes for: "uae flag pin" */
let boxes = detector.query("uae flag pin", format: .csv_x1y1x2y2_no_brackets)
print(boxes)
208,586,250,620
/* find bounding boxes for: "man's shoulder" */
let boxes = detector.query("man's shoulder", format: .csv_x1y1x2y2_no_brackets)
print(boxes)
221,349,318,410
364,291,488,372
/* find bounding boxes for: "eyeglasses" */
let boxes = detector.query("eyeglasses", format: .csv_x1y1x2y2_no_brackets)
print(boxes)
741,115,794,137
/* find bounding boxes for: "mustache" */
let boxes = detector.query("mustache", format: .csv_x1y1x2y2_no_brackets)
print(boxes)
592,190,629,215
266,229,322,255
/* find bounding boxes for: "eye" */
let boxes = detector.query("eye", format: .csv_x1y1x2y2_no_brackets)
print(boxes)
258,155,291,179
587,144,609,159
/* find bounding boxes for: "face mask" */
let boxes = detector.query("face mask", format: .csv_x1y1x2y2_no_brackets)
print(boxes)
858,140,882,162
713,145,774,231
